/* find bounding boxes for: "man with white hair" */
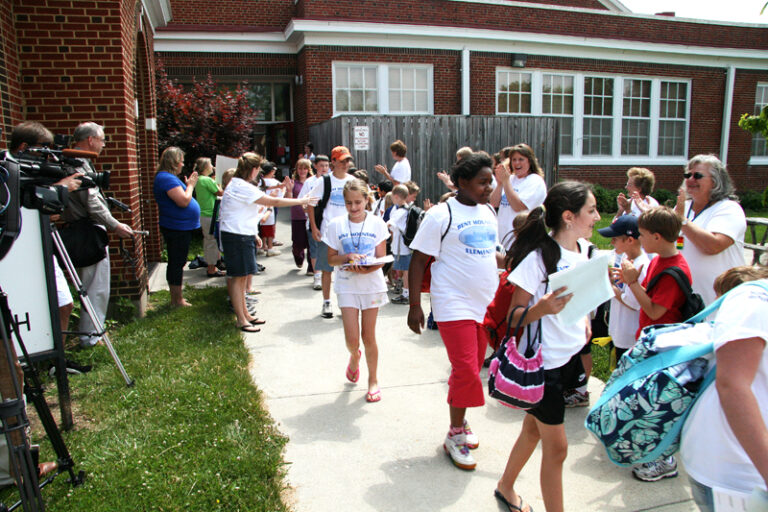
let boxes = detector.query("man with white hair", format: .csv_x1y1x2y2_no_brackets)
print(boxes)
61,122,133,347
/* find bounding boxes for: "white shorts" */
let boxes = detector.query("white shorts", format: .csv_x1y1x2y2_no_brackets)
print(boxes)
53,256,73,307
337,292,389,310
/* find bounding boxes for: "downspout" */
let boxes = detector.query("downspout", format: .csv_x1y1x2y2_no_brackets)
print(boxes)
462,47,470,116
720,65,736,165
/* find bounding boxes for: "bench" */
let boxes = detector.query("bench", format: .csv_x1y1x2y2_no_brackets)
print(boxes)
745,217,768,265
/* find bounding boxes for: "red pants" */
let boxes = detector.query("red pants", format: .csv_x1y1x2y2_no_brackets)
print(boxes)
437,319,486,408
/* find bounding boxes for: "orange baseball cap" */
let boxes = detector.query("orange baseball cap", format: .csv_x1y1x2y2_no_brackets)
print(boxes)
331,146,353,161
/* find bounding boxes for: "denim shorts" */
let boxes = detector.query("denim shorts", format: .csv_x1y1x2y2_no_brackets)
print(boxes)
393,253,411,271
307,227,319,259
315,241,334,272
221,231,257,277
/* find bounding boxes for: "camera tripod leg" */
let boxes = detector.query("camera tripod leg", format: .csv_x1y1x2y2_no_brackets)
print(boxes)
50,227,134,387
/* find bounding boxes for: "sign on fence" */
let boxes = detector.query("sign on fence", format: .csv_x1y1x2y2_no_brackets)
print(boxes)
353,126,370,151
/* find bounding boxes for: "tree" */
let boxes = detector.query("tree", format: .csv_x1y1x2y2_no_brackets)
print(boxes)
156,62,261,169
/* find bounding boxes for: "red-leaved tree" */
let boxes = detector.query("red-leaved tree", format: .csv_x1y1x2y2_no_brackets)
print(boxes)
156,62,260,169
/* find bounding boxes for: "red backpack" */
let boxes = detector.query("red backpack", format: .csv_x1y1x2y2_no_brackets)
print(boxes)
481,270,519,350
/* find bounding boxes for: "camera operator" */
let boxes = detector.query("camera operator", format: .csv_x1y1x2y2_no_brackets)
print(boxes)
60,122,133,348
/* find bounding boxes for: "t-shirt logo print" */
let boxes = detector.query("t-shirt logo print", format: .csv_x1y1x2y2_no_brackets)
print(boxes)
330,188,345,207
458,224,496,248
341,235,375,255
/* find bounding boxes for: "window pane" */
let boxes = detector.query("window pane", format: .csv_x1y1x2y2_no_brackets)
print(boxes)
336,90,349,112
498,93,508,113
273,83,290,121
336,68,348,88
389,68,399,88
752,84,768,157
415,91,428,111
245,84,272,121
364,67,376,87
497,71,531,114
350,67,363,88
621,119,649,155
402,90,414,111
403,69,414,89
621,79,651,156
560,118,573,156
365,90,378,111
583,77,613,154
658,120,686,156
350,90,364,111
415,68,428,89
389,90,400,110
583,118,613,155
658,81,688,156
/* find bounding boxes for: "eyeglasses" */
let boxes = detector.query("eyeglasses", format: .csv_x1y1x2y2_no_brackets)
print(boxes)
683,171,705,180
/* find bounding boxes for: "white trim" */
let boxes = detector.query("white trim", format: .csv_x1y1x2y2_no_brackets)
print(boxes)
720,65,736,165
154,21,768,70
748,156,768,166
141,0,172,32
461,47,470,116
560,156,688,166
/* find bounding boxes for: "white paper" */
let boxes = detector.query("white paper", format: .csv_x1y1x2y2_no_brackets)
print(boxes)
340,254,393,268
713,486,751,511
548,253,613,326
215,155,239,185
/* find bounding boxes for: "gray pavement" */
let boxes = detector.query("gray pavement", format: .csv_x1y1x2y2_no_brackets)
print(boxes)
150,218,699,512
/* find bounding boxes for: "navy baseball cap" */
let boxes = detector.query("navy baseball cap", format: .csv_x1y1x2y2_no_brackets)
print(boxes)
598,215,640,239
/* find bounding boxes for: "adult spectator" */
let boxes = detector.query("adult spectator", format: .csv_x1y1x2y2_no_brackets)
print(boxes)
674,154,746,306
298,141,316,163
681,267,768,511
193,157,224,277
374,139,411,185
61,122,133,346
615,167,659,218
489,143,547,248
153,146,200,307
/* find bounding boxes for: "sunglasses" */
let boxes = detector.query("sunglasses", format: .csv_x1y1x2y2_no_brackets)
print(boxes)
683,171,705,180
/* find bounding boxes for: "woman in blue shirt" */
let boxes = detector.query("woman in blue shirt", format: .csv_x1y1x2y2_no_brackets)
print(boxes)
153,146,200,306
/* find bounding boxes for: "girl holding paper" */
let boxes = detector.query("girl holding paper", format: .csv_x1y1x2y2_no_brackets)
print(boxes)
495,180,600,512
323,179,390,403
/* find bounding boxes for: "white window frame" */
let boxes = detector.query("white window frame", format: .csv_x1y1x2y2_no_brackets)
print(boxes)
495,68,691,165
332,62,434,116
749,82,768,165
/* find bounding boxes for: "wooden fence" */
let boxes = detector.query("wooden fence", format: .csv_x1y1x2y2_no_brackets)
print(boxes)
309,115,560,202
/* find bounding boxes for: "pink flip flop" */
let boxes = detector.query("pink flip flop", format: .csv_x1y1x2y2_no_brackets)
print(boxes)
346,350,361,383
365,389,381,403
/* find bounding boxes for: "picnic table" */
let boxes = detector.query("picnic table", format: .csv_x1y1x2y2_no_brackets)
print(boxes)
745,217,768,265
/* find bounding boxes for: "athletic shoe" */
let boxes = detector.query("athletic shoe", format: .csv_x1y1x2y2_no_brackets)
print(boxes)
463,420,479,450
321,302,333,318
266,248,281,257
257,249,267,256
245,296,259,305
564,389,590,408
632,456,678,482
391,294,409,305
312,274,322,290
257,263,266,272
443,433,476,470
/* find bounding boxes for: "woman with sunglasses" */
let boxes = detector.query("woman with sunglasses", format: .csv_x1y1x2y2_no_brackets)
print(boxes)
674,154,746,306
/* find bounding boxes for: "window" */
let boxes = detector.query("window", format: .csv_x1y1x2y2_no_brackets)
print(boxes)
495,69,690,162
583,77,614,156
241,82,292,122
658,82,688,156
752,83,768,158
497,71,532,114
542,74,574,155
333,63,433,115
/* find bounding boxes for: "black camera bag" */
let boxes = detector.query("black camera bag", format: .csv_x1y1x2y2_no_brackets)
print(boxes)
58,218,108,268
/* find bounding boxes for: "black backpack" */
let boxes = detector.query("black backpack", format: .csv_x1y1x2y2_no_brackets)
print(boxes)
313,174,332,229
402,205,425,247
645,266,705,320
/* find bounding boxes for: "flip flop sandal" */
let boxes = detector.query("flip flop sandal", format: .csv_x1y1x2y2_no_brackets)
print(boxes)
207,270,225,277
365,389,381,403
249,318,267,325
494,489,533,512
239,324,261,333
346,350,362,383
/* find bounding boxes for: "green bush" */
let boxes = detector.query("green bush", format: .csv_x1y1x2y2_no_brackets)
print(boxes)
763,186,768,209
651,188,677,207
591,184,622,213
738,190,765,211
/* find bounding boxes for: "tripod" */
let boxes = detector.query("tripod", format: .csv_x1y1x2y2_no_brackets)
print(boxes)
0,288,85,512
50,224,133,387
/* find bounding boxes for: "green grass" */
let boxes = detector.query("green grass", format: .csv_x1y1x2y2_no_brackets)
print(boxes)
6,287,288,512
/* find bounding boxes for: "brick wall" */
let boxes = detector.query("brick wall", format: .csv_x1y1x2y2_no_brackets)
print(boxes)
0,2,23,143
164,0,295,29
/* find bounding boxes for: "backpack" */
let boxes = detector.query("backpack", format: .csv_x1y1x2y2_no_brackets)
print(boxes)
402,205,425,248
482,270,518,351
585,280,768,466
645,266,705,320
312,174,332,229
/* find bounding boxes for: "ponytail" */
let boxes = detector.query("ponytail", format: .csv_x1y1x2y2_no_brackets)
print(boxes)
505,206,560,276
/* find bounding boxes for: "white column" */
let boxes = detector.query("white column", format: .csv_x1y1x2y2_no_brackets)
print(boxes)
720,65,736,164
462,47,470,116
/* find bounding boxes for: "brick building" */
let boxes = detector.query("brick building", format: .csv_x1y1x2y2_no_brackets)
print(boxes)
1,0,170,312
155,0,768,193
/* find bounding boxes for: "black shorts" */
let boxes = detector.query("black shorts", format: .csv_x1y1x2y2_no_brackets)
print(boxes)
526,353,586,426
579,340,592,356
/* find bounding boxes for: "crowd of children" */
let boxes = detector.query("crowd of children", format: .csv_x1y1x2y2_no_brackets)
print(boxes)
186,139,762,512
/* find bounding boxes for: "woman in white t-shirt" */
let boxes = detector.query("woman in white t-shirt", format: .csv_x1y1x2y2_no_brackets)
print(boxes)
407,153,498,472
681,268,768,511
489,143,547,249
496,181,601,512
220,153,317,333
615,167,659,219
323,179,390,403
674,154,747,306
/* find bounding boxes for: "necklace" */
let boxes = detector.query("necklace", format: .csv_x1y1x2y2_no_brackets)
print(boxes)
348,212,367,251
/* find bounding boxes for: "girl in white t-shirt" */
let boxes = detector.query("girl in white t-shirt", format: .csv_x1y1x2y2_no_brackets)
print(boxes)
257,165,287,257
407,153,498,472
495,181,601,512
323,179,390,403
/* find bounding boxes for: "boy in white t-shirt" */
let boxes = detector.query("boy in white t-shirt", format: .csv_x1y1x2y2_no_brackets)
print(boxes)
387,183,419,304
307,146,356,318
597,215,649,361
374,139,411,185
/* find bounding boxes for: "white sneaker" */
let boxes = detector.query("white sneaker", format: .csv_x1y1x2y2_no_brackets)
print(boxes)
443,433,476,470
257,249,267,256
312,274,322,290
321,302,333,318
266,248,281,257
632,456,678,482
463,420,479,450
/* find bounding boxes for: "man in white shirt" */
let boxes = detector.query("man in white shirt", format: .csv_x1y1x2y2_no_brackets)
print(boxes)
374,139,411,185
307,146,356,318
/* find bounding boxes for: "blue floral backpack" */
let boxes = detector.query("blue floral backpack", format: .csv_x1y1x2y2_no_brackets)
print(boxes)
585,280,768,466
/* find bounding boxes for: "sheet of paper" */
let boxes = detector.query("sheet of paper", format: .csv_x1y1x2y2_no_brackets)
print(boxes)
340,254,394,268
548,252,613,326
712,486,751,511
215,155,239,185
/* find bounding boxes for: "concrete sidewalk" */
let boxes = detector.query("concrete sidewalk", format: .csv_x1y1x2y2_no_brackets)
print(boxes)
151,220,698,512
